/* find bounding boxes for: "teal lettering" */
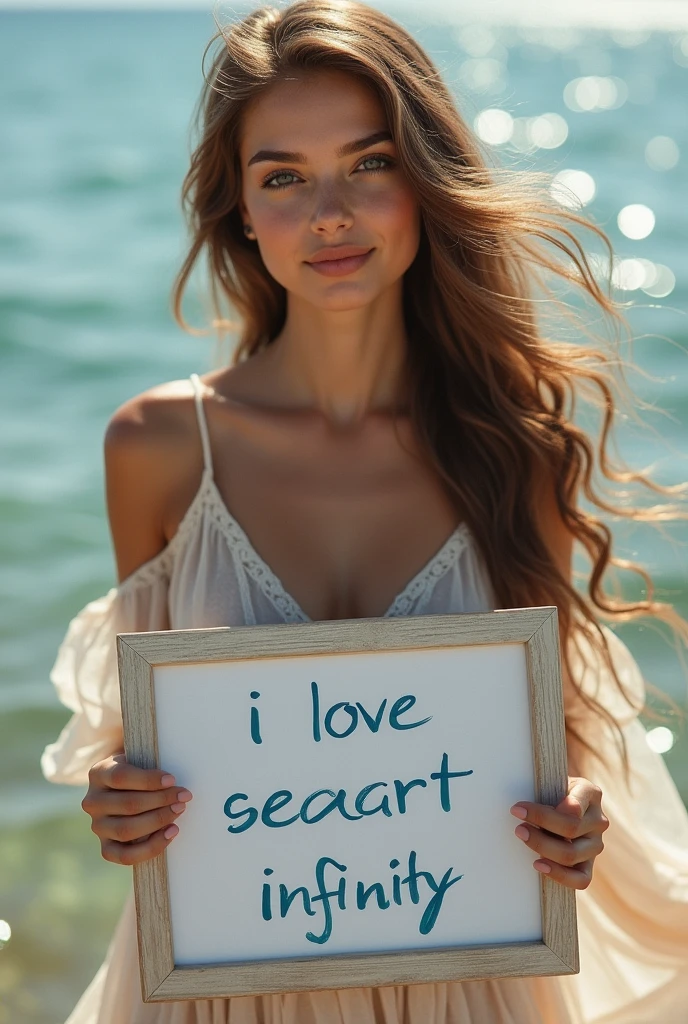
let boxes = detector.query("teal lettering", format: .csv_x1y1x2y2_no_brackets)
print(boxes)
402,849,436,905
311,682,321,742
261,868,273,921
390,858,402,905
307,857,347,945
419,865,464,934
324,702,358,738
261,790,299,828
249,691,262,745
224,793,258,833
430,752,474,812
356,699,387,732
279,884,316,918
354,782,392,818
301,788,363,824
356,880,390,910
389,694,432,731
393,777,427,813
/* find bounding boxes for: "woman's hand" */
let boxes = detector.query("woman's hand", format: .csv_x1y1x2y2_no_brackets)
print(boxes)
510,776,609,889
81,752,193,865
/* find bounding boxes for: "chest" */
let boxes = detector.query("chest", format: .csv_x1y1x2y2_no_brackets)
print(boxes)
205,413,461,621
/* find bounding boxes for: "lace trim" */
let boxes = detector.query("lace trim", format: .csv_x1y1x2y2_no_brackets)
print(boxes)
206,474,471,621
203,476,309,624
114,475,209,596
385,525,470,618
115,468,472,623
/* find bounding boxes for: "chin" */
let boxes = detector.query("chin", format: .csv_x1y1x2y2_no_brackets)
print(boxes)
312,290,382,312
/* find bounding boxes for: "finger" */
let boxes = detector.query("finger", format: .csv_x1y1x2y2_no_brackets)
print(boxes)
100,786,193,818
99,803,188,844
101,824,179,867
555,777,599,818
510,796,603,840
514,824,604,868
100,758,181,793
531,857,594,890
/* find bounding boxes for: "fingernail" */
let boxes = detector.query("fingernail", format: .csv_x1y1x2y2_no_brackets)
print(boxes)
515,825,529,841
510,805,527,819
164,824,179,839
176,790,192,802
534,861,551,874
171,803,186,814
161,775,176,788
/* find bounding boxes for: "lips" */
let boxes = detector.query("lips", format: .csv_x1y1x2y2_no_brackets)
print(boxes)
306,246,373,263
305,249,374,277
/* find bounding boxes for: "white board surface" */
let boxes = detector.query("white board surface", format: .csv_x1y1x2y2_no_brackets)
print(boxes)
154,642,541,966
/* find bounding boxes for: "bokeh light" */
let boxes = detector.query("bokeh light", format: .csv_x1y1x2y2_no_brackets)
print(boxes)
456,24,497,57
617,203,656,239
0,920,11,949
610,30,652,49
612,258,650,291
458,58,507,94
589,255,676,297
642,264,676,298
673,35,688,67
550,169,597,209
474,108,514,145
563,76,628,113
645,135,680,171
528,113,569,149
645,727,675,754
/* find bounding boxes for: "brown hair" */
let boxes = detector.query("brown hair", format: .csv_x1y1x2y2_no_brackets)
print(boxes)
171,0,688,782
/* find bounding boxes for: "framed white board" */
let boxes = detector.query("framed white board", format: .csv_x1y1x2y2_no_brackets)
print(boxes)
116,607,578,1002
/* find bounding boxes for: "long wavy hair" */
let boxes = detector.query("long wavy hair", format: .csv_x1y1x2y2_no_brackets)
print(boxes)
171,0,688,781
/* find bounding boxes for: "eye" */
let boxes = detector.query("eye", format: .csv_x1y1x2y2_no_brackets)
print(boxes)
261,170,300,190
356,154,395,174
260,153,396,191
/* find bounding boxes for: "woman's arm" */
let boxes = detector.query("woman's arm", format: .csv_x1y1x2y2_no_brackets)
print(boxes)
510,467,610,889
81,391,196,865
104,389,185,583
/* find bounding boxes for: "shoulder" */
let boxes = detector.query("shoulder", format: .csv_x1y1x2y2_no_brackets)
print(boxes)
104,378,203,583
104,378,199,457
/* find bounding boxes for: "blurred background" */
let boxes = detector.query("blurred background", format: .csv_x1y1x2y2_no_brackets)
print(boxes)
1,0,687,1020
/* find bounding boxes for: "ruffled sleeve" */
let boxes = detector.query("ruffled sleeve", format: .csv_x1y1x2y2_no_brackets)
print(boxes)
560,623,688,1021
41,561,171,787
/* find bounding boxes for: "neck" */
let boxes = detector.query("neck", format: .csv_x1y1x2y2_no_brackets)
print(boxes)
265,284,410,427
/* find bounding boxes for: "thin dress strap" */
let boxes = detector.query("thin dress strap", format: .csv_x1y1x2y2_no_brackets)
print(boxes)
189,373,213,476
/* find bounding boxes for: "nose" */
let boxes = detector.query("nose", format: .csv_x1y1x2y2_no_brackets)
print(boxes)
310,185,354,235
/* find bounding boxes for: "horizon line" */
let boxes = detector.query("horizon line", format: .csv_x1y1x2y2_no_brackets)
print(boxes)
2,0,688,31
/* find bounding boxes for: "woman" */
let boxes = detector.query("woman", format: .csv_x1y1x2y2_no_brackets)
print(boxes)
42,1,688,1021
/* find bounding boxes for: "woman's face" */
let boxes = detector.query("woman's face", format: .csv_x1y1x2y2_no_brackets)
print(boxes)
238,69,421,312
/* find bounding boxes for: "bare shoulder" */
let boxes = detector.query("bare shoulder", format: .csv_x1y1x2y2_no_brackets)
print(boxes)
104,378,202,584
104,377,198,448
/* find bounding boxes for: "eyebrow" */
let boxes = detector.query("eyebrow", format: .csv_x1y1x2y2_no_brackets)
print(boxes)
247,129,393,167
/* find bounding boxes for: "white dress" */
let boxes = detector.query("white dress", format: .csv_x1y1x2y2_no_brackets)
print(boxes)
42,373,688,1023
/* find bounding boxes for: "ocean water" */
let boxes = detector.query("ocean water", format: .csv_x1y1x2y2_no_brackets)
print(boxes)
1,8,687,1022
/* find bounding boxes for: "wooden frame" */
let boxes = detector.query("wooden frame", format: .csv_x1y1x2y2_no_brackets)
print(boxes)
117,606,578,1002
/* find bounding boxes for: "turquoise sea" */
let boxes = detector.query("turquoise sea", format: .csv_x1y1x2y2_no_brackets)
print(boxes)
1,7,687,1022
